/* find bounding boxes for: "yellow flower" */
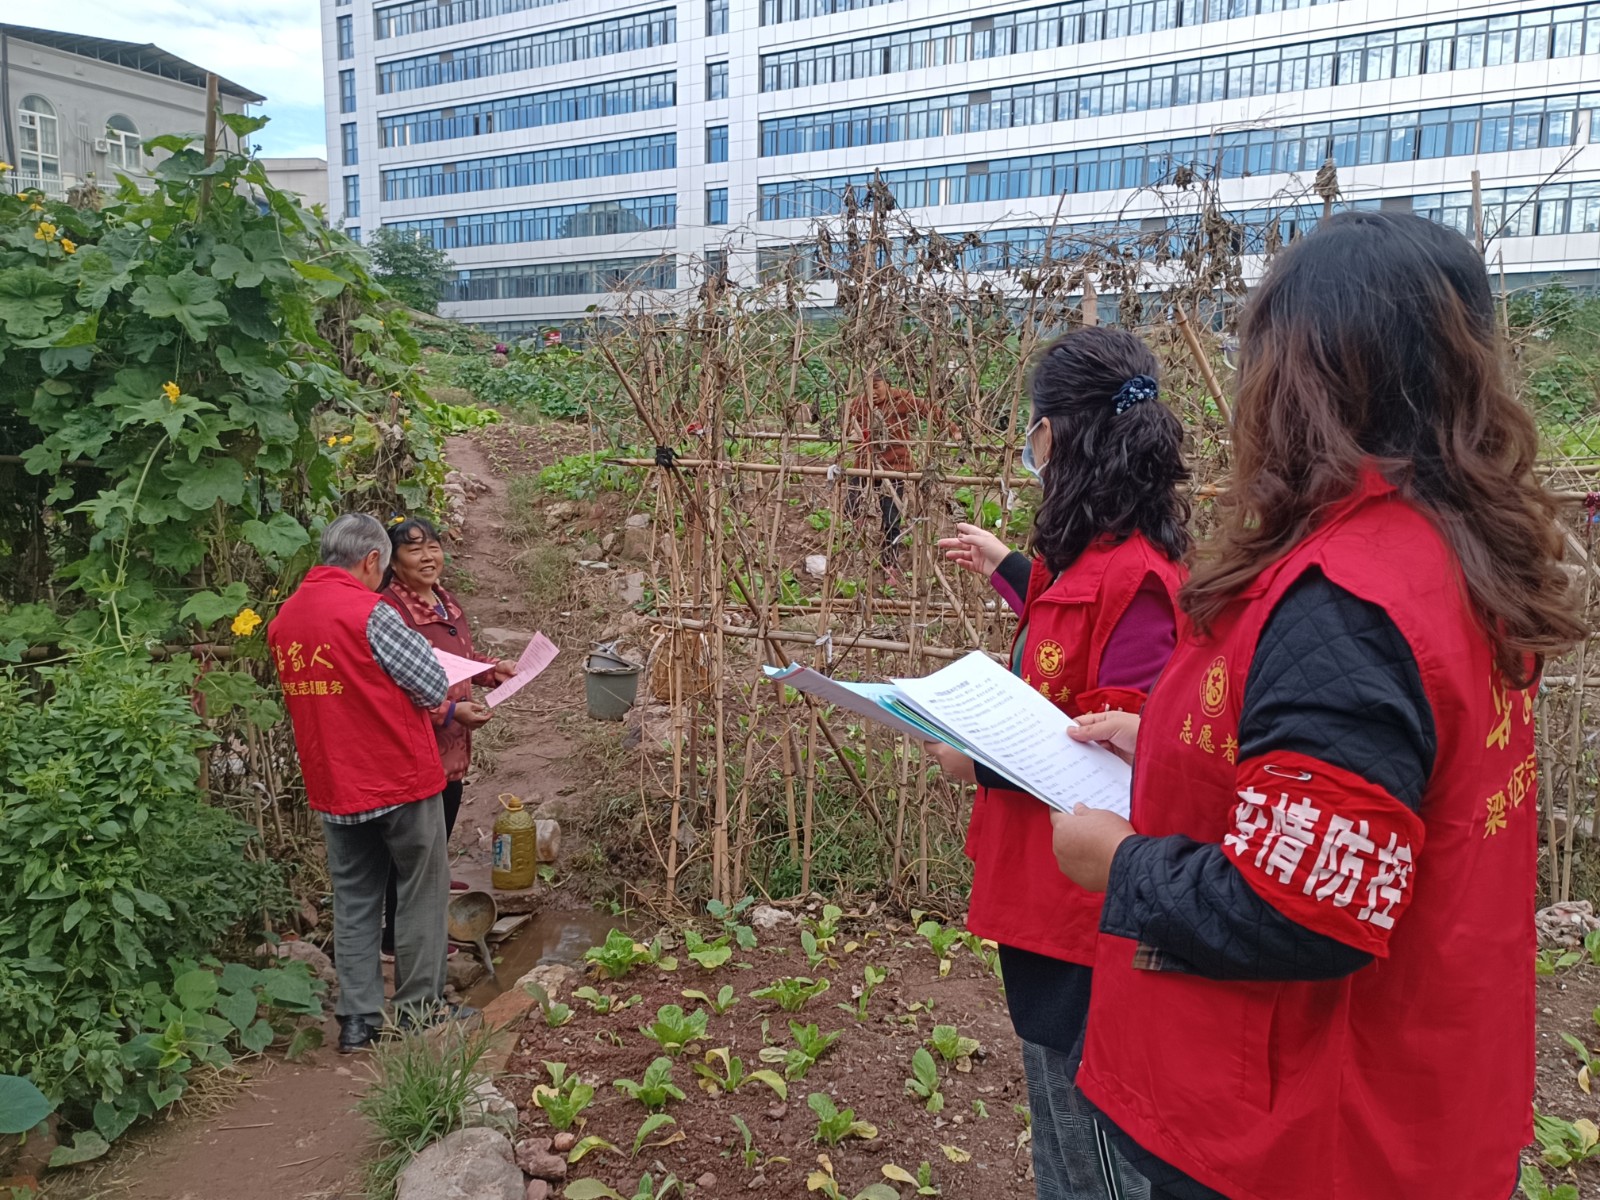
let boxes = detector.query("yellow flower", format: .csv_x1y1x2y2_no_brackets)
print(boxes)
0,162,12,172
34,221,56,241
340,435,353,444
230,608,263,638
327,435,338,446
28,202,42,212
162,381,181,403
60,238,76,255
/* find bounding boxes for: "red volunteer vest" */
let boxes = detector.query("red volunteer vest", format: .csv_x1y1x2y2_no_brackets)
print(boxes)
269,566,446,816
1078,471,1537,1200
965,535,1185,965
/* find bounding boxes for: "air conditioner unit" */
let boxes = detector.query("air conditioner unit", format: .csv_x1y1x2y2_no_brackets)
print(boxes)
93,137,110,153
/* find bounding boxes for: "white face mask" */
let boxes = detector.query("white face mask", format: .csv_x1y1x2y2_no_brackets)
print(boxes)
1020,417,1047,479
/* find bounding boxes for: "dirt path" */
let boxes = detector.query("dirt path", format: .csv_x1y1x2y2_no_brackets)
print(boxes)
44,425,604,1200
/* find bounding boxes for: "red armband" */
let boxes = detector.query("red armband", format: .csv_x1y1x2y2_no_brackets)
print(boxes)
1223,752,1426,957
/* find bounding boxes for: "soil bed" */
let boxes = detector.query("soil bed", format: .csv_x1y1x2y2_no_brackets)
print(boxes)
503,911,1034,1198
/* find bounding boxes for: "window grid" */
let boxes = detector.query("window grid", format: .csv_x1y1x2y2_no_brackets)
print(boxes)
708,125,729,163
343,174,362,219
708,187,729,225
376,0,584,39
709,0,729,34
341,122,360,166
381,74,675,148
385,195,678,248
762,3,1600,149
1415,179,1600,239
347,225,361,242
445,256,676,301
759,93,1597,219
378,10,675,95
383,134,677,200
337,14,354,60
761,0,898,27
708,60,729,100
339,69,357,113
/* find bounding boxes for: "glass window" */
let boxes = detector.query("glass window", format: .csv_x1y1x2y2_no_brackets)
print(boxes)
341,122,359,166
347,225,361,242
708,124,729,162
339,69,357,113
380,72,675,148
18,95,60,183
337,14,354,60
707,187,729,225
443,256,676,302
344,175,361,218
709,0,729,34
105,114,140,170
708,60,729,100
381,134,677,200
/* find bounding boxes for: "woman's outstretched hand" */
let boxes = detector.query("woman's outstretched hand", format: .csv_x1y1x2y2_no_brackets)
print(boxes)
937,522,1010,578
1049,806,1137,892
924,741,978,783
1069,710,1140,765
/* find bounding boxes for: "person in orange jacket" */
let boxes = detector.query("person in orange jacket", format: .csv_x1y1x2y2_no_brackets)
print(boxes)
932,327,1191,1200
843,370,958,571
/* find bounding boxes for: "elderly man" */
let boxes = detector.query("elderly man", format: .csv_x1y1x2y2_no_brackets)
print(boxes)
269,512,458,1053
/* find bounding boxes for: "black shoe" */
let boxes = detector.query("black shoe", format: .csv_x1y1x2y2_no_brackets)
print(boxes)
338,1014,383,1054
396,1002,481,1034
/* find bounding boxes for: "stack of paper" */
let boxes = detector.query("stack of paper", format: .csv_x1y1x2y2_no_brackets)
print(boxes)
764,651,1131,816
430,633,559,708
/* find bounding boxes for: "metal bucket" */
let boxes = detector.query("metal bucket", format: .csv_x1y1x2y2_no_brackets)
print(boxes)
584,643,642,721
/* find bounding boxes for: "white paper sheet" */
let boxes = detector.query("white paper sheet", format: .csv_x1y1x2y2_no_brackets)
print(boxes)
434,647,489,687
893,651,1132,817
485,633,559,707
763,663,933,740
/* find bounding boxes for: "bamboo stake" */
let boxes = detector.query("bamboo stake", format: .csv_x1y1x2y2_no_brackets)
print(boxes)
1174,307,1233,427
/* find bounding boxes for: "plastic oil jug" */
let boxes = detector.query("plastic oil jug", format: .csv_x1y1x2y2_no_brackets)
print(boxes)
491,793,537,891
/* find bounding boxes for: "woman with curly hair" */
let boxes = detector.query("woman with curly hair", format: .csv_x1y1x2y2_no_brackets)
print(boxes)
934,325,1191,1200
1051,211,1584,1199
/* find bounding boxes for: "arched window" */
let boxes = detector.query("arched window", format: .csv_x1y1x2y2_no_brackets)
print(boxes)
18,96,60,183
106,114,140,170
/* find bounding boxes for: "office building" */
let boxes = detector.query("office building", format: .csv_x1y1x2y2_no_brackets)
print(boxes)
324,0,1600,334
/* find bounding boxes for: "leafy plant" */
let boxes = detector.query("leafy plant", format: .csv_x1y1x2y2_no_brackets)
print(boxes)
806,1153,898,1200
631,1112,679,1156
537,451,642,501
838,965,888,1023
762,1021,843,1081
0,1074,52,1135
574,986,641,1015
729,1113,790,1171
971,1099,989,1120
566,1173,686,1200
808,904,844,948
1560,1033,1598,1094
366,226,452,314
692,1047,788,1099
706,897,759,950
1587,927,1600,966
929,1025,980,1067
1533,1108,1600,1167
1537,947,1584,976
753,976,831,1013
882,1162,940,1195
614,1057,685,1113
904,1048,944,1113
801,930,827,969
584,929,656,980
358,1025,498,1199
1520,1163,1580,1200
684,928,733,971
916,920,964,976
682,985,738,1015
531,1061,595,1131
808,1092,879,1147
638,1005,708,1056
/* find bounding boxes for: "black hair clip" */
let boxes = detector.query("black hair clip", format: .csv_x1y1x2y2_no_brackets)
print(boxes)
1113,375,1159,415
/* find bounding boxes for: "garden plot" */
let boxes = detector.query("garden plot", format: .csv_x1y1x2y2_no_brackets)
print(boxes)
501,905,1035,1199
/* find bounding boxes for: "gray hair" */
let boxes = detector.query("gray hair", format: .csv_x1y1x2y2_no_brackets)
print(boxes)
320,513,392,571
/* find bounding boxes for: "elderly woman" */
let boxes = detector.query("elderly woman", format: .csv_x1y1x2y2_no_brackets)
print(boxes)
378,516,514,957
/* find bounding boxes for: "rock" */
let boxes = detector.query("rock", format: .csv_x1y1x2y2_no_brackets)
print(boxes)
462,1077,518,1135
273,939,337,987
747,1174,766,1190
601,533,620,555
696,1174,717,1189
396,1128,523,1200
804,554,828,578
1536,900,1600,948
513,1136,567,1182
448,953,487,992
580,542,602,560
551,1132,577,1154
546,502,577,524
514,962,574,1001
625,513,652,529
764,1102,787,1121
620,571,646,606
622,526,653,559
481,627,535,650
525,1182,551,1200
750,905,795,932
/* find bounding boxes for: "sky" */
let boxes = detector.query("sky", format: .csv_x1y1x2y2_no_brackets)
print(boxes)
36,0,328,160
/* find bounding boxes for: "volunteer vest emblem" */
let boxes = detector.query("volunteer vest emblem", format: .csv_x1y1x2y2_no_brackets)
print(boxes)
1035,639,1065,678
1200,655,1228,717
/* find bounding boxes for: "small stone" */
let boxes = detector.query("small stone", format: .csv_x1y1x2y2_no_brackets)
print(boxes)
747,1174,766,1190
601,533,619,555
765,1102,787,1121
620,571,646,606
696,1174,717,1189
463,1077,519,1135
546,502,577,523
515,962,574,1001
397,1128,523,1200
625,513,651,529
580,542,602,560
514,1136,568,1182
552,1132,577,1153
526,1182,551,1200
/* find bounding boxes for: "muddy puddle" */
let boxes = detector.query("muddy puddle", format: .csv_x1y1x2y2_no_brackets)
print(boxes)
463,907,621,1008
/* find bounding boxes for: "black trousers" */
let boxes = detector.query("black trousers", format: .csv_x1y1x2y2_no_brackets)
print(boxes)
846,478,906,566
382,779,463,955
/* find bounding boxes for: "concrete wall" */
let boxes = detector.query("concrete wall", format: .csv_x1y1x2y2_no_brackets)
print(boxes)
262,156,332,214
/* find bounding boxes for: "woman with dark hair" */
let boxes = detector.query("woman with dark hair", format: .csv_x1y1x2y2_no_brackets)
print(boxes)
933,325,1190,1200
1051,211,1584,1199
378,516,515,958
